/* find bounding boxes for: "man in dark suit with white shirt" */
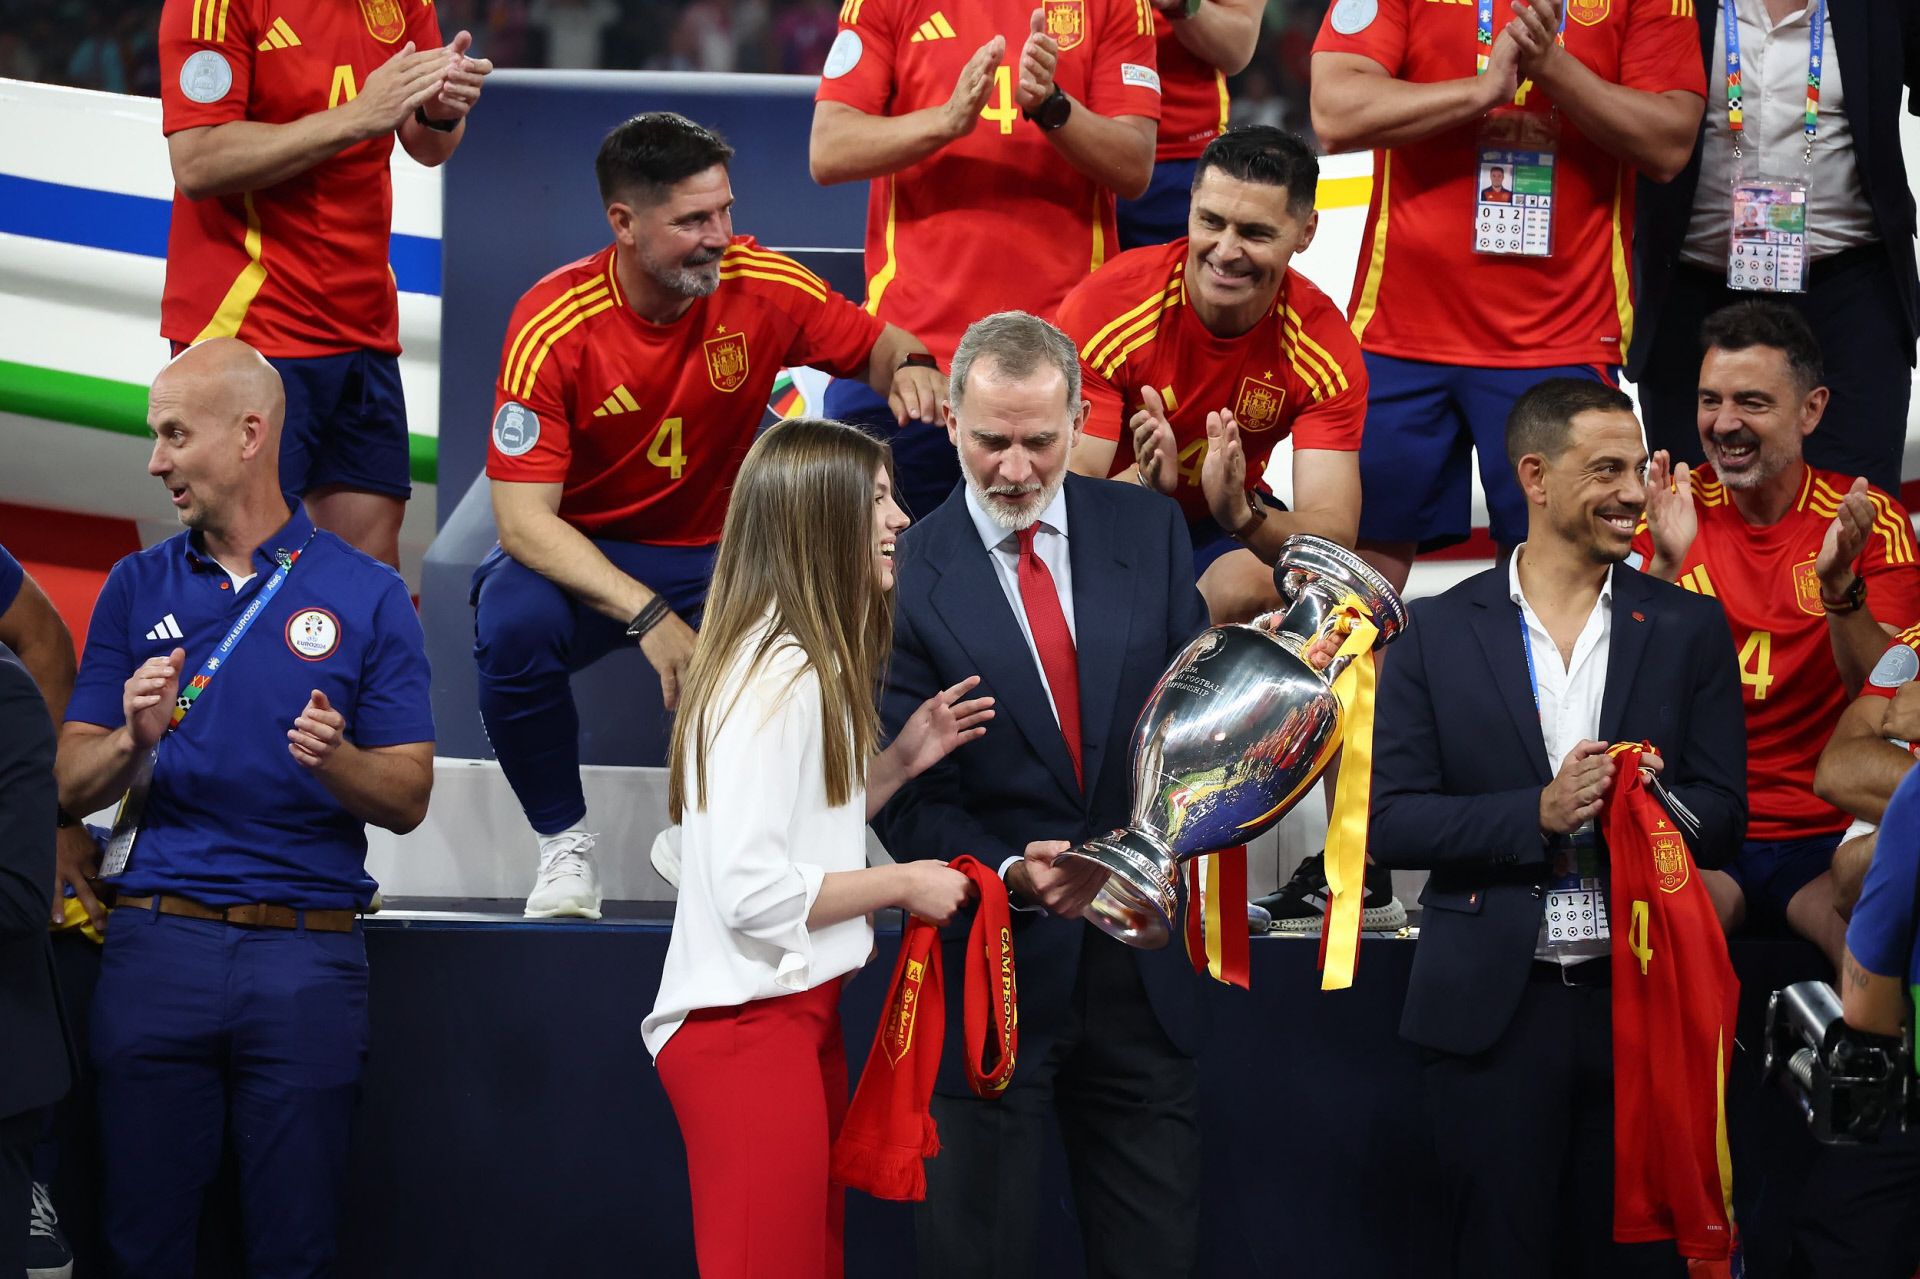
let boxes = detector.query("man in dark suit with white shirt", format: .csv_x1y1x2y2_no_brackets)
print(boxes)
872,310,1213,1279
1369,378,1748,1276
0,643,75,1279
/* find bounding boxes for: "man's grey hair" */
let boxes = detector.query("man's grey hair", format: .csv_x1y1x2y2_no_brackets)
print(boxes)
948,311,1081,410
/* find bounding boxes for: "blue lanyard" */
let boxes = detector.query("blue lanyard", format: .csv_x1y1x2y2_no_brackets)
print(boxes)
1517,606,1542,716
167,534,312,733
1724,0,1826,163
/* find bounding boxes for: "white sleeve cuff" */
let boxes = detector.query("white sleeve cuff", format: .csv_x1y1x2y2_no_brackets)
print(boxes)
770,861,827,991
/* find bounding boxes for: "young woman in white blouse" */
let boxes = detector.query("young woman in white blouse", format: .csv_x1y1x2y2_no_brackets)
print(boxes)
644,418,991,1278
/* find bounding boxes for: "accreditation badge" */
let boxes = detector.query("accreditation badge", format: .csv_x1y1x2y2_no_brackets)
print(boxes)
1473,109,1558,258
1727,179,1809,294
100,747,158,877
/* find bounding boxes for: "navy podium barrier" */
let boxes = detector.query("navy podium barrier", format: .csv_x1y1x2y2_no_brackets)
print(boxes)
45,921,1841,1276
426,70,869,763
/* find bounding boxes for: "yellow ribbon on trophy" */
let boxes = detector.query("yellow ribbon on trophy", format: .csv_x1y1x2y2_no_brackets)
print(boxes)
1319,595,1382,992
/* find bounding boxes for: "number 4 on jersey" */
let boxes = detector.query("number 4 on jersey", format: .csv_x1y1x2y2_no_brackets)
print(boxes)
980,65,1019,134
1737,630,1774,701
647,417,686,480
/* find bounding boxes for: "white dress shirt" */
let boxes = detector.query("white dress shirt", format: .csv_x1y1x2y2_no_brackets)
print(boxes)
964,482,1076,724
1509,549,1612,775
643,627,873,1060
1683,0,1876,268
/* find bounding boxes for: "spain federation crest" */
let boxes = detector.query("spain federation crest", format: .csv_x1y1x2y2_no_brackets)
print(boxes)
358,0,406,42
704,329,750,393
1653,825,1689,894
1234,374,1288,434
1567,0,1609,25
1043,0,1085,50
1792,555,1823,617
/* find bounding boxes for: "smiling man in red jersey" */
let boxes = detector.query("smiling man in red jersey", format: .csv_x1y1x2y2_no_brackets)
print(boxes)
1060,127,1364,623
1636,301,1920,971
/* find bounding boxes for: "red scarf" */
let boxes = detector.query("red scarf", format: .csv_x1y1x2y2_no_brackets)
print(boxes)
830,856,1017,1201
1603,745,1739,1261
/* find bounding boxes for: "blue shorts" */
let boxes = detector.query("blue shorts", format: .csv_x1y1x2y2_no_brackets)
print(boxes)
1187,491,1287,578
270,350,412,500
1725,831,1844,929
1357,355,1619,549
1117,156,1199,252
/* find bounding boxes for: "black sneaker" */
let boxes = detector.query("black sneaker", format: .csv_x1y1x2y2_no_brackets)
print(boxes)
1254,851,1408,934
27,1181,73,1279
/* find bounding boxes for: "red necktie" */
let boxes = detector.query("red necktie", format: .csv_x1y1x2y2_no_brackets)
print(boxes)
1014,525,1082,787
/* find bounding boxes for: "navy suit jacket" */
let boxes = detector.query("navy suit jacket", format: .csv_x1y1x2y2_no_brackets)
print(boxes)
1368,562,1748,1057
1630,0,1920,378
873,473,1213,1089
0,649,74,1121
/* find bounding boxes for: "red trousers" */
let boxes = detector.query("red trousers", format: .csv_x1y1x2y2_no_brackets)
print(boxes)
657,980,849,1278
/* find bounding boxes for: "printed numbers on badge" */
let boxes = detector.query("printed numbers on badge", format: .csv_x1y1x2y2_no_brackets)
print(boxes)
981,65,1020,135
1737,629,1775,701
647,416,687,480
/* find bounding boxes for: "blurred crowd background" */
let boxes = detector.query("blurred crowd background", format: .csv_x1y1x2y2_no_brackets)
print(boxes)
0,0,1324,143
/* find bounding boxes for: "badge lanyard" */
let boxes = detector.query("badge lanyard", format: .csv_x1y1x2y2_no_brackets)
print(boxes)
1518,606,1610,944
1724,0,1823,293
1472,0,1566,257
101,536,313,876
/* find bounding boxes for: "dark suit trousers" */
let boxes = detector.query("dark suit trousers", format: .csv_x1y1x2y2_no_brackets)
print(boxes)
1789,1123,1920,1279
913,929,1200,1279
0,1108,36,1279
1636,246,1912,495
1419,975,1686,1279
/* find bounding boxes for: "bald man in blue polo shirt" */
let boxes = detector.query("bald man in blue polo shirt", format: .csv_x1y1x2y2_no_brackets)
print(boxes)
54,338,434,1278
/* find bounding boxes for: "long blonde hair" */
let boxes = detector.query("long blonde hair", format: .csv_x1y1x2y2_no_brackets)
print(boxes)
668,418,897,820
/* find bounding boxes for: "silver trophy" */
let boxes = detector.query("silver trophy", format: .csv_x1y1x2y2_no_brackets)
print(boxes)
1055,535,1409,949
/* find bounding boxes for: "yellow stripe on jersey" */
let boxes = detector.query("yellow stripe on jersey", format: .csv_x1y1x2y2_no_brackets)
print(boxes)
1893,620,1920,648
1609,170,1633,354
520,298,616,399
1085,282,1182,376
1282,304,1349,399
723,243,829,292
192,0,205,40
719,246,830,300
839,0,867,23
1096,291,1182,378
191,192,268,343
865,178,899,316
503,278,609,398
1089,188,1107,274
1350,154,1391,341
1214,71,1229,136
719,264,829,303
1793,466,1816,511
1280,311,1339,402
1866,491,1917,564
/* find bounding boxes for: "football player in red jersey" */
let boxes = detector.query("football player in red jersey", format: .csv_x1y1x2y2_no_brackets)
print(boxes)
1115,0,1262,250
1310,0,1704,594
159,0,492,567
808,0,1162,518
1638,302,1920,969
476,114,942,920
1060,127,1364,624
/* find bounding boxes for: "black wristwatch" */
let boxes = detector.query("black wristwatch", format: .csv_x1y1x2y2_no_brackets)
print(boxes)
56,806,79,830
1023,86,1072,132
414,106,459,133
899,351,939,372
1822,574,1868,615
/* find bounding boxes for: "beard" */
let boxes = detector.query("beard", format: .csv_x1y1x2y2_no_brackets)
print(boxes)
965,465,1065,534
639,243,723,299
1705,429,1793,491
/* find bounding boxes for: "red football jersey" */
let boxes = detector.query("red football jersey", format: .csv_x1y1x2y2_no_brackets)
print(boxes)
1862,621,1920,701
159,0,441,357
487,239,884,546
815,0,1162,362
1312,0,1703,368
1056,240,1366,524
1154,25,1227,161
1630,466,1920,839
1604,745,1738,1260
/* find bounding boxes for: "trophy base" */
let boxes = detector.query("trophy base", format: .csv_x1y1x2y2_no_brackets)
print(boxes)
1053,830,1179,950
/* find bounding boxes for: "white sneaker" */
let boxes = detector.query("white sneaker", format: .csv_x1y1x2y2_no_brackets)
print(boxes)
649,826,683,889
525,831,602,919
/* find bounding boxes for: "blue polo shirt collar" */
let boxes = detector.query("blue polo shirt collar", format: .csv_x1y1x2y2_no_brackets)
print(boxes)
181,503,314,577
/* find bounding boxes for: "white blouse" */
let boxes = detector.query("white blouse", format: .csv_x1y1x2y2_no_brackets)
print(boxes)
642,631,873,1060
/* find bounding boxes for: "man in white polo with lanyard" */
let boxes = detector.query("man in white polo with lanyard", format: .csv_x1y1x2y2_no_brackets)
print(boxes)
54,338,434,1277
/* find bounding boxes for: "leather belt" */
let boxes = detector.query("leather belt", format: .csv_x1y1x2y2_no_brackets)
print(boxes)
116,893,357,934
1531,958,1612,988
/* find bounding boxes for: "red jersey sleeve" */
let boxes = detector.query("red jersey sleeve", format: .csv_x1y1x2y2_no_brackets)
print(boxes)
406,0,445,50
1311,0,1410,76
1055,274,1129,443
1084,0,1162,123
1863,624,1920,700
733,243,887,377
1284,286,1367,451
159,0,258,134
1619,0,1706,96
488,288,579,484
813,0,901,114
1859,486,1920,625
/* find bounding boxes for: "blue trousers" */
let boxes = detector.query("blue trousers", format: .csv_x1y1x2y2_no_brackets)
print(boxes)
90,908,369,1279
1116,156,1199,252
471,539,718,834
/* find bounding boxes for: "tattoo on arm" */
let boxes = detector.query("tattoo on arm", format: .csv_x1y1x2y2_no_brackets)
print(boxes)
1843,954,1873,992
